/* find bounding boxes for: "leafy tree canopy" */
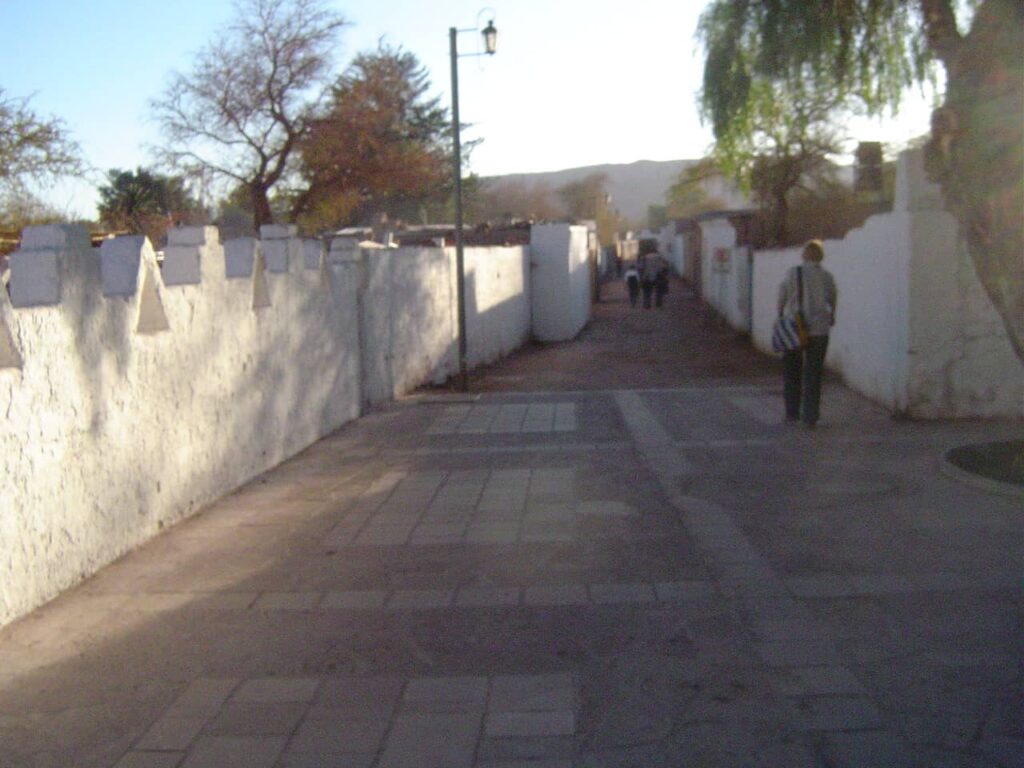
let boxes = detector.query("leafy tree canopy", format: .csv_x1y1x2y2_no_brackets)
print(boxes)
295,43,451,230
699,0,1024,360
152,0,346,228
98,167,204,244
0,87,82,194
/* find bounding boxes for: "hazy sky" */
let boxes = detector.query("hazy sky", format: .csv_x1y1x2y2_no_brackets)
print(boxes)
1,0,936,218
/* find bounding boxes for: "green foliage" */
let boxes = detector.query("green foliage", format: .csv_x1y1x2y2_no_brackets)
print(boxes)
698,0,932,142
554,173,622,244
556,173,608,221
468,179,562,224
699,0,1024,362
295,43,452,230
647,205,668,229
665,159,729,218
0,87,82,193
152,0,347,228
98,167,204,245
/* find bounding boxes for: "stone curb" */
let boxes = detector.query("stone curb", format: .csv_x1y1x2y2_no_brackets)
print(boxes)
939,450,1024,499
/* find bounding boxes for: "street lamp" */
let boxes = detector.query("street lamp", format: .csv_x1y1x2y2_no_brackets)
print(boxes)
450,16,497,392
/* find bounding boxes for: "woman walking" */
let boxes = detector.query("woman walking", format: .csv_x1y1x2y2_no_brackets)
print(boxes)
777,240,838,427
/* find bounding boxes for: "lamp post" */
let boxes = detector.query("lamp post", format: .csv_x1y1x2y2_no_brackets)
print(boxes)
450,17,497,392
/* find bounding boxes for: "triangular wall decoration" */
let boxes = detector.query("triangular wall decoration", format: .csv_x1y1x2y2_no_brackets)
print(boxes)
136,264,170,334
252,251,271,310
318,256,331,293
0,311,23,369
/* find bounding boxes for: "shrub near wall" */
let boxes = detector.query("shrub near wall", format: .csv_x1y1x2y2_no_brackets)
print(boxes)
0,225,363,627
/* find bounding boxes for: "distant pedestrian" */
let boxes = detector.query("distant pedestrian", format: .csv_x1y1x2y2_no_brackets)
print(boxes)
624,263,640,307
640,255,660,309
653,257,670,308
777,240,838,427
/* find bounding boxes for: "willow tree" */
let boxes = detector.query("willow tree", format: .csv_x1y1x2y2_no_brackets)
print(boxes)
698,0,1024,361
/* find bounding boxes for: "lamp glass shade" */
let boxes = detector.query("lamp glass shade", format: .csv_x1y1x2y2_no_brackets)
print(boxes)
482,21,497,54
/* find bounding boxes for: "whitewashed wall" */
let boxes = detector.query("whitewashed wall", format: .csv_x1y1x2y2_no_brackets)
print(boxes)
530,224,591,342
747,149,1024,418
752,217,913,410
0,226,536,628
356,244,531,407
701,220,752,332
0,225,362,627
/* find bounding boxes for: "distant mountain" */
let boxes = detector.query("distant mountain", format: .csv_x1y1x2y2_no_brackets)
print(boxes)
480,158,715,222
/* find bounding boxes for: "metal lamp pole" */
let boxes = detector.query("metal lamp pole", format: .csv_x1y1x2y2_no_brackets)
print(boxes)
450,19,496,392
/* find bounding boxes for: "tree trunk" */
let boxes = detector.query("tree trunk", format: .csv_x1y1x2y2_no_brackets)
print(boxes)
250,184,274,230
923,0,1024,362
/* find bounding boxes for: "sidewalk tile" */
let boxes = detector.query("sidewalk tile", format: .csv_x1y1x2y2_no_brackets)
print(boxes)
205,702,305,736
136,716,206,750
588,583,656,604
313,677,404,717
288,717,388,753
113,753,185,768
278,753,374,768
475,735,576,762
165,679,240,720
821,731,914,768
252,592,321,611
489,673,575,713
180,736,285,768
575,501,636,518
378,712,481,768
402,676,488,712
774,666,866,696
784,575,858,599
524,586,588,607
466,525,520,544
485,710,576,737
757,639,840,667
655,581,715,601
355,526,413,546
321,590,388,610
387,589,454,609
455,586,522,607
790,695,884,732
233,677,319,703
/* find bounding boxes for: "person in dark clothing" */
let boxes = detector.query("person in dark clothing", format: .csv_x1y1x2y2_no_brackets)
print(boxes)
654,260,669,307
640,255,659,309
777,240,838,427
624,263,640,307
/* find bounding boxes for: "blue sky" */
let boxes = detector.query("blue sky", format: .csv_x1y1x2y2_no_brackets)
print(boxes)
0,0,936,219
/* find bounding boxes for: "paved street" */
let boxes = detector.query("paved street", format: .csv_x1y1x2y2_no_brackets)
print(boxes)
1,277,1021,768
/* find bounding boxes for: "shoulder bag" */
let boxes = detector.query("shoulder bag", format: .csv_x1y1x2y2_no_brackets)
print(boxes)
771,266,808,353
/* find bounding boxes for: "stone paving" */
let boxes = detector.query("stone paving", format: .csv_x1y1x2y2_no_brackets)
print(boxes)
0,279,1021,767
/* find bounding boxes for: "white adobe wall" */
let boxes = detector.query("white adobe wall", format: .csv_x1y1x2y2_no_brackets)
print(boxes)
530,224,591,342
899,153,1024,417
463,246,532,369
356,244,531,407
0,227,535,628
701,219,750,332
0,225,362,627
749,149,1023,418
752,217,913,411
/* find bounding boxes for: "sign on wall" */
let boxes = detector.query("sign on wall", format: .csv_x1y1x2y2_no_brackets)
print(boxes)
712,247,732,273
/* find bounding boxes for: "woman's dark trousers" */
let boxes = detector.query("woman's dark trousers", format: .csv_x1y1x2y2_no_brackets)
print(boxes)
641,281,654,308
783,335,829,424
